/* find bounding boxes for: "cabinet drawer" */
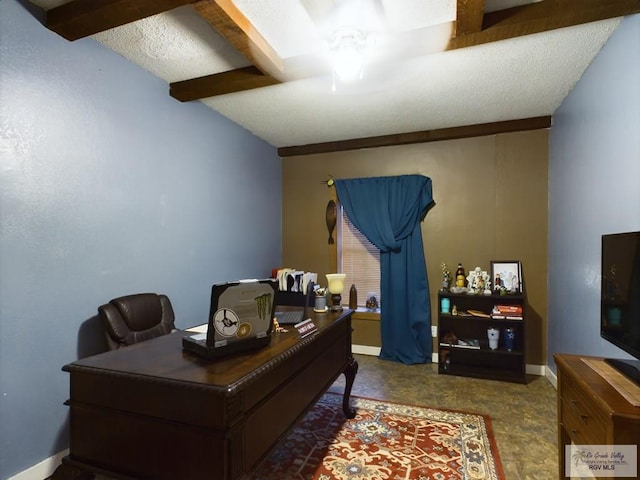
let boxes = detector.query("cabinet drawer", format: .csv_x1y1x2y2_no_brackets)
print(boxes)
561,397,605,445
561,375,607,444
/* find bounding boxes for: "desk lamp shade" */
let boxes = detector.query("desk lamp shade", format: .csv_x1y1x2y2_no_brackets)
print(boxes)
326,273,346,311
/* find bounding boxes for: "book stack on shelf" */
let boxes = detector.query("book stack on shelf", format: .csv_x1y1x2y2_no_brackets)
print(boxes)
491,304,523,320
439,331,481,349
454,338,480,349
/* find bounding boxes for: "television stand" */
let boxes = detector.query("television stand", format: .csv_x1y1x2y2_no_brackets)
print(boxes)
604,357,640,385
555,354,640,480
582,357,640,407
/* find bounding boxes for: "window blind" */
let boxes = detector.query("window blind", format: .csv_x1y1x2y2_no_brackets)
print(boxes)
339,208,381,307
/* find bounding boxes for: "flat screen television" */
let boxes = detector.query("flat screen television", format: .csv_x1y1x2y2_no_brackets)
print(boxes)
600,230,640,385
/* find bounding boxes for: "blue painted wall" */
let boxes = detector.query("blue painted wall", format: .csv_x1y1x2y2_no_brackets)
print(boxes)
0,1,282,477
547,15,640,371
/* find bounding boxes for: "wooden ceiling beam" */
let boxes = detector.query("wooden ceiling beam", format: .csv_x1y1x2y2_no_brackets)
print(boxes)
170,0,286,100
46,0,195,41
44,0,284,98
193,0,284,75
170,66,279,101
277,117,552,157
45,0,640,102
449,0,640,50
454,0,485,37
181,0,640,101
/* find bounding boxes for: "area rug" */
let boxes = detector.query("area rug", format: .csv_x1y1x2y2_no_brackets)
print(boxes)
251,392,505,480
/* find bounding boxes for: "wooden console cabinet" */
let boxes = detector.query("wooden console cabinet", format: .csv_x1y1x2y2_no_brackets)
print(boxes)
554,353,640,480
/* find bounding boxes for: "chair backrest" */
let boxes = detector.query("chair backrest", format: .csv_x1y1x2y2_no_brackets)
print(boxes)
99,293,176,350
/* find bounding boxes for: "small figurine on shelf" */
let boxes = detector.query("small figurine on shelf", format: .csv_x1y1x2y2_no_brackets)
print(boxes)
466,268,478,293
510,274,519,293
440,263,451,292
442,331,458,345
479,269,492,295
494,274,503,291
477,275,485,293
467,267,492,295
365,293,379,311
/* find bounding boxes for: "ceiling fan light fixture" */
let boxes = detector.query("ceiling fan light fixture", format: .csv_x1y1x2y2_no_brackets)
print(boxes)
330,27,367,89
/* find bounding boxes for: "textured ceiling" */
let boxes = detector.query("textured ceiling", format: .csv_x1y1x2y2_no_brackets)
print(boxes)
201,21,618,147
28,0,623,149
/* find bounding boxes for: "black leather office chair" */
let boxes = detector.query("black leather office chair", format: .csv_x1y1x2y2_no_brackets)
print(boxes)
99,293,176,350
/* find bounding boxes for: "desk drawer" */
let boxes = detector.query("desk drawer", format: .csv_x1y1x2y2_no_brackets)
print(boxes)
561,374,607,444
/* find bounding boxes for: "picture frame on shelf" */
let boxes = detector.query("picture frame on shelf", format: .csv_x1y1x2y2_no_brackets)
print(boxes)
490,260,522,293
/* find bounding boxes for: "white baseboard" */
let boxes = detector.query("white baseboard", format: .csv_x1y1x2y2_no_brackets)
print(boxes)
352,346,438,364
7,449,68,480
526,363,546,376
545,364,558,389
352,344,381,356
354,346,547,377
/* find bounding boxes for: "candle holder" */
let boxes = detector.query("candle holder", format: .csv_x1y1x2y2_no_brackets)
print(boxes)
325,273,346,312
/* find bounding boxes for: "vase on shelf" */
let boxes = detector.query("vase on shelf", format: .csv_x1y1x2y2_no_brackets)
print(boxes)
440,297,450,314
348,284,358,309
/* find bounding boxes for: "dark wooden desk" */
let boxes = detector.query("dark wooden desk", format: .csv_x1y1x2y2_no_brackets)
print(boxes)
52,309,357,480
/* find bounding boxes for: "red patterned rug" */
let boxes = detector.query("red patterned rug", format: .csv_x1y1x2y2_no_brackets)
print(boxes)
251,393,504,480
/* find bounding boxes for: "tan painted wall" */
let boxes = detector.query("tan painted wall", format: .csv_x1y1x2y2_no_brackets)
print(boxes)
282,129,548,365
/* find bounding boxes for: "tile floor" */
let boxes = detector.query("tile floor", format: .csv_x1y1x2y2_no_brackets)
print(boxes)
328,354,559,480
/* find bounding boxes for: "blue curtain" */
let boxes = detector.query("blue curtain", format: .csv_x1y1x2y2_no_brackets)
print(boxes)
334,175,434,364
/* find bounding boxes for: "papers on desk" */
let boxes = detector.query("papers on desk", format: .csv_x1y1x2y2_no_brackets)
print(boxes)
186,323,208,333
275,269,317,294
